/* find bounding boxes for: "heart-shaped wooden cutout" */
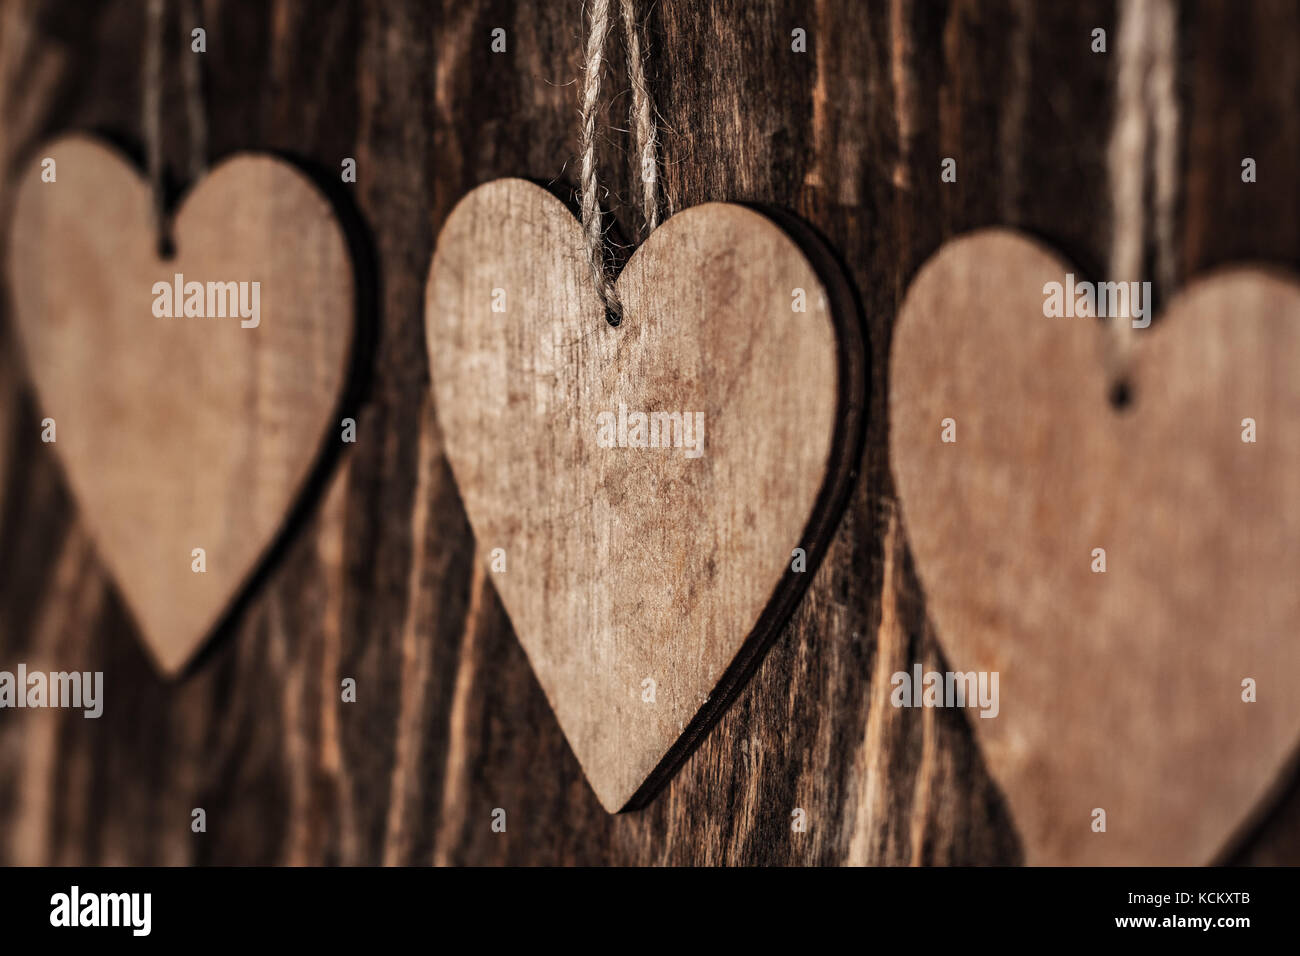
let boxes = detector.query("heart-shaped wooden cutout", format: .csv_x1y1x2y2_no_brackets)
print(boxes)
891,228,1300,864
426,179,864,811
6,135,355,676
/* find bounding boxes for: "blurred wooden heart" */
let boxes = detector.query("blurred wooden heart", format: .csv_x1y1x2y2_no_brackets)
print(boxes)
426,179,863,811
7,135,355,676
890,228,1300,864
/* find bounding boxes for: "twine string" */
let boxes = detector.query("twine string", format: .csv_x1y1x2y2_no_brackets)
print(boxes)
144,0,165,242
1106,0,1179,386
620,0,659,234
180,0,208,183
579,0,660,325
144,0,209,252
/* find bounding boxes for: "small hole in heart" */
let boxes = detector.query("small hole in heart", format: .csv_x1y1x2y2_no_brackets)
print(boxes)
1109,378,1135,411
604,306,622,328
156,234,177,261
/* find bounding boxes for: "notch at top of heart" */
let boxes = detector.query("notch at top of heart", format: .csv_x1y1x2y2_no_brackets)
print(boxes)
6,134,362,676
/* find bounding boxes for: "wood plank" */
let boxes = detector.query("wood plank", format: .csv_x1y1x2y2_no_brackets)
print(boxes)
0,0,1295,866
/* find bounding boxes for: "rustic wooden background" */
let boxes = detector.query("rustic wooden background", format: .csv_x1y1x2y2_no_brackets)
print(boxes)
1,0,1298,865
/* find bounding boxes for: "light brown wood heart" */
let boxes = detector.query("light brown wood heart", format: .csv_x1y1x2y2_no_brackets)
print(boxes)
7,135,355,676
890,228,1300,865
426,179,864,811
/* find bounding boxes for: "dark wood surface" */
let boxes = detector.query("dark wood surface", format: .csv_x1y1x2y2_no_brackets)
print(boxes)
0,0,1297,865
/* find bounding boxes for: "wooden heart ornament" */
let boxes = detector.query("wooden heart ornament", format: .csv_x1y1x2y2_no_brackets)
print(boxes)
426,179,864,811
7,135,355,676
891,229,1300,864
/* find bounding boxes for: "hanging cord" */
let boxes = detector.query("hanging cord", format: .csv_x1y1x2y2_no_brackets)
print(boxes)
180,0,208,182
1106,0,1179,390
620,0,659,234
1146,0,1179,300
144,0,209,252
143,0,166,240
579,0,661,325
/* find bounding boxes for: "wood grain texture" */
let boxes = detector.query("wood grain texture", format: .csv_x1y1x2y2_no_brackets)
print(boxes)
890,229,1300,865
0,0,1298,866
427,178,862,811
6,134,355,675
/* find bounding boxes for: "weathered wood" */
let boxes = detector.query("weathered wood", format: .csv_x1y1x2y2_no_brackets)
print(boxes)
427,178,862,812
7,134,356,675
0,0,1297,865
